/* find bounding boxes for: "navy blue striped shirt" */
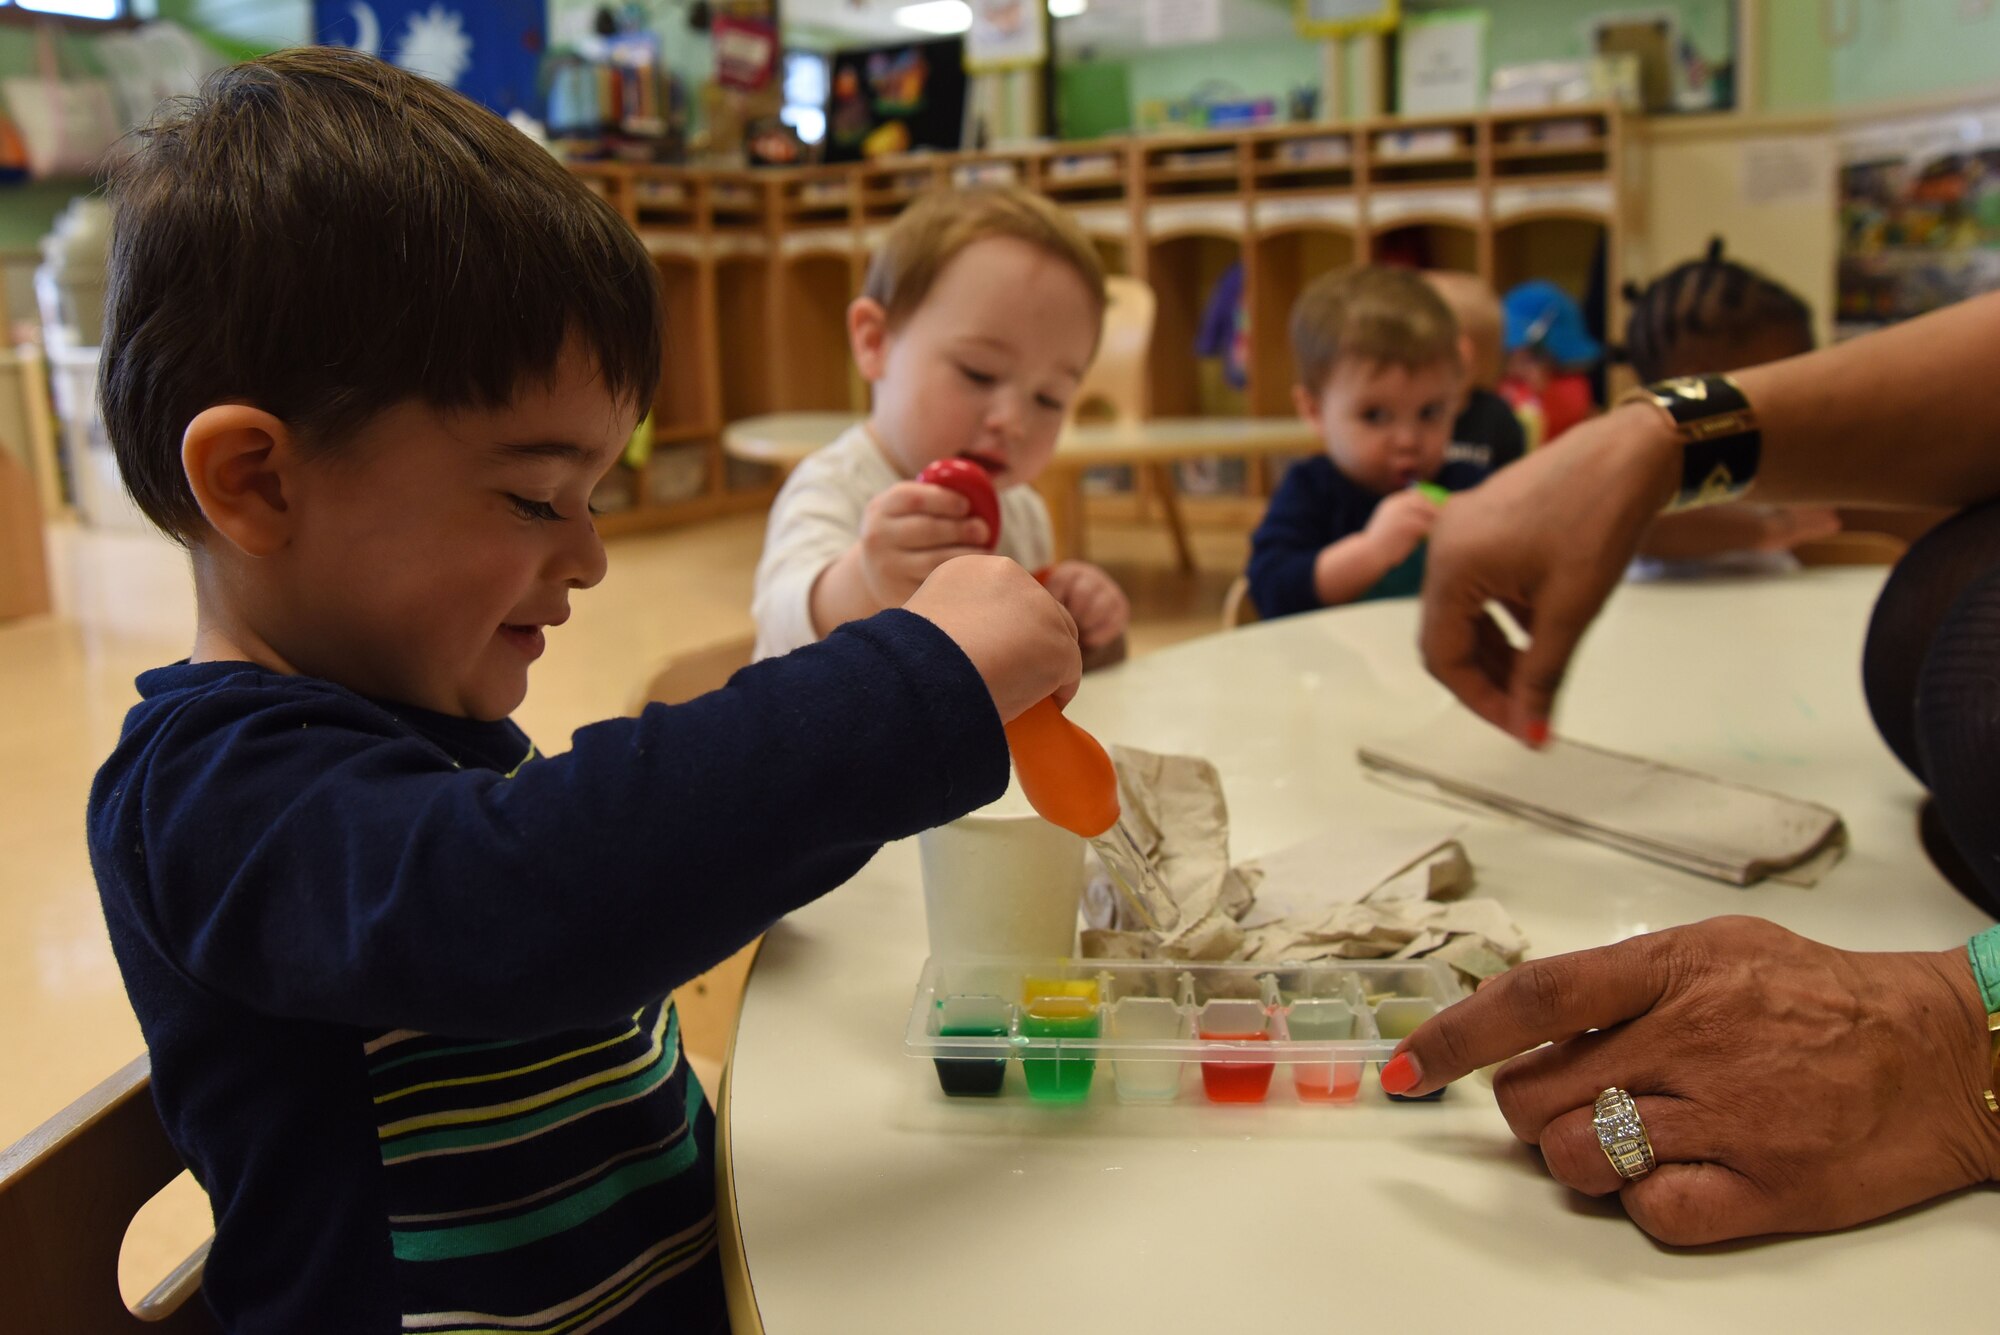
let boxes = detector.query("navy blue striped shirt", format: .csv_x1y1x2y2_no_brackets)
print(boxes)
89,610,1009,1332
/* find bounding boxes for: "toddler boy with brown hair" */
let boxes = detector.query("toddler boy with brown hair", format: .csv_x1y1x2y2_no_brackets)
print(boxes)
1247,266,1486,617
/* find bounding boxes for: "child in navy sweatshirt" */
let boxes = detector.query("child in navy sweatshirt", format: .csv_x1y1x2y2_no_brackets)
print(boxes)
1246,266,1488,618
86,49,1080,1334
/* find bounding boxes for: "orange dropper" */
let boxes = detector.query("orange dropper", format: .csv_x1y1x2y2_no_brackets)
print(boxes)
926,457,1179,932
1004,698,1181,934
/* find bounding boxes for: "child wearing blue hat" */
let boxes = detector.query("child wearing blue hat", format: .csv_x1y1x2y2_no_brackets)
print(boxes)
1499,280,1601,446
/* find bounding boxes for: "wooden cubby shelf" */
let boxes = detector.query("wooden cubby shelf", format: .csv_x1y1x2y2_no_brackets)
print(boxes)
571,107,1622,533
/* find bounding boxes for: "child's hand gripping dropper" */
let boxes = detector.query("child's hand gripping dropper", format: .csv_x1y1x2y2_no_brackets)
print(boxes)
918,459,1181,934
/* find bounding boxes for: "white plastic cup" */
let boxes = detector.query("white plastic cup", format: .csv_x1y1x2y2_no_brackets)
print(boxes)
918,787,1085,960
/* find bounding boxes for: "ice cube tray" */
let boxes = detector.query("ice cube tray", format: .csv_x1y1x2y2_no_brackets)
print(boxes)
904,956,1465,1106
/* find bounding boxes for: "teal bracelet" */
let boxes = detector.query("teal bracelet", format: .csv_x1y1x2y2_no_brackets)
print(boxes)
1971,924,2000,1015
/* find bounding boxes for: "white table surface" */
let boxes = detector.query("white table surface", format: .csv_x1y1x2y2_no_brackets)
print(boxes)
726,568,1997,1333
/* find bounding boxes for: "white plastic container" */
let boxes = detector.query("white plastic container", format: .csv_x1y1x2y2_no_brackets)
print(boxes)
45,337,145,532
917,784,1085,961
36,197,110,346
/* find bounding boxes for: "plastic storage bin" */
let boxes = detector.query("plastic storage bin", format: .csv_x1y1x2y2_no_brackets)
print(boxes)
45,337,144,531
905,956,1465,1106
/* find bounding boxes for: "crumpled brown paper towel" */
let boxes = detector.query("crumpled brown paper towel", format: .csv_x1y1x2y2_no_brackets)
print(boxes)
1079,746,1527,984
1080,746,1260,958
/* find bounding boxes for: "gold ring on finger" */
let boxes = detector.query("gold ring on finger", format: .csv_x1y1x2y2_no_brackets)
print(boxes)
1592,1086,1656,1181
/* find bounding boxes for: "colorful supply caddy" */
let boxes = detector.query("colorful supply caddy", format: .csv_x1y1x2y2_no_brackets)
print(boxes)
905,956,1465,1106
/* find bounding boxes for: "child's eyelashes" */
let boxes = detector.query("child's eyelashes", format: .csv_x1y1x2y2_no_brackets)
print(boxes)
1354,404,1449,427
505,494,568,523
954,361,1068,412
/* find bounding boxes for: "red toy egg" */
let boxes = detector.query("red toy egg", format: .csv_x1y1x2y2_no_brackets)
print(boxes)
917,458,1002,551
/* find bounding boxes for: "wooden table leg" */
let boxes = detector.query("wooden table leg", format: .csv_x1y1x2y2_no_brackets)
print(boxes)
0,452,51,622
1146,463,1196,574
1038,466,1085,564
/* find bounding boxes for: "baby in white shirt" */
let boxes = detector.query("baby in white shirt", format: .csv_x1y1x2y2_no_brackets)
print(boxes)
753,186,1130,663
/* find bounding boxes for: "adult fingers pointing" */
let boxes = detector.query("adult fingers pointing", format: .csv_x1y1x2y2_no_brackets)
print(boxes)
1381,936,1678,1097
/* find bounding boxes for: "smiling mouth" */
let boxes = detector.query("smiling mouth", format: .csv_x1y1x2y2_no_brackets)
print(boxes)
499,624,547,659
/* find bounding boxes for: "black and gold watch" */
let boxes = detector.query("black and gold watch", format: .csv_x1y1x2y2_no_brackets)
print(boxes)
1619,374,1762,512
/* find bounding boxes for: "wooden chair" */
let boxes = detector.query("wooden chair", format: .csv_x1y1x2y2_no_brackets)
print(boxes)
1793,531,1907,568
633,632,774,1327
0,1054,217,1333
631,632,764,1091
1072,277,1195,573
0,635,771,1331
1220,575,1261,630
1074,275,1153,431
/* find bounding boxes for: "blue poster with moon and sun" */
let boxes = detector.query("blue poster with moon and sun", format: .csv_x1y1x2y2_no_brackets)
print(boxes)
314,2,546,118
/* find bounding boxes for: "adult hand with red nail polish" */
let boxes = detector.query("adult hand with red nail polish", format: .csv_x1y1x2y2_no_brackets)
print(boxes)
1418,403,1681,745
1386,916,2000,1246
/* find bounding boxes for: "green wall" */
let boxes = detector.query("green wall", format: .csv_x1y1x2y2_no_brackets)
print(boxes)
156,0,308,57
1405,0,1733,71
0,24,106,79
1059,21,1360,137
0,4,287,257
1058,59,1130,141
1061,0,1742,139
1073,0,1999,131
0,27,109,256
0,178,98,252
1126,36,1322,121
1761,0,2000,112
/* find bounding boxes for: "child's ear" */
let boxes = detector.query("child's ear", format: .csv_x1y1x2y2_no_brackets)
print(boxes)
181,405,297,559
1456,334,1478,381
1291,383,1324,433
848,297,891,382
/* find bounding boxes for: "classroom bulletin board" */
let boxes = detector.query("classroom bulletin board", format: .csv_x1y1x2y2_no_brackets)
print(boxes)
1837,105,2000,334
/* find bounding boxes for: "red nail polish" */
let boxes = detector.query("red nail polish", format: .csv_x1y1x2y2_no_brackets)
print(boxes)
1380,1052,1421,1096
1525,718,1550,748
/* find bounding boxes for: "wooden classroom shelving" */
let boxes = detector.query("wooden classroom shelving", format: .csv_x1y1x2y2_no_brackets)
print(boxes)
569,104,1622,534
